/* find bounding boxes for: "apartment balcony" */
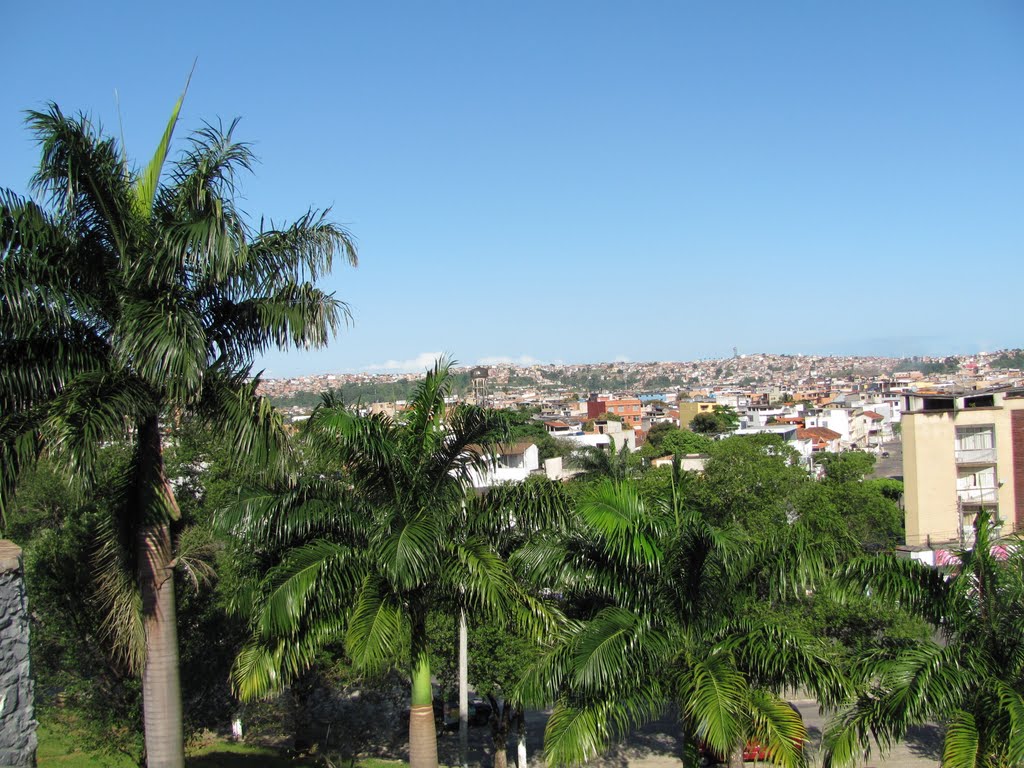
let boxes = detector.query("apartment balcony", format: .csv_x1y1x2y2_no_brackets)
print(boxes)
958,486,999,506
955,446,997,465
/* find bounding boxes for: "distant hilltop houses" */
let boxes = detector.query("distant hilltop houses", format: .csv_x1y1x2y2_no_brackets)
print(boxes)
259,349,1024,560
256,349,1024,406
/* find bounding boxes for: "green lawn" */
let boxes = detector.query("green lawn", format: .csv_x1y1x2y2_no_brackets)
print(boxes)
37,724,406,768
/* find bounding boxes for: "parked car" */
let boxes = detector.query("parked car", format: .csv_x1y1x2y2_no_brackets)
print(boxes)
699,703,806,764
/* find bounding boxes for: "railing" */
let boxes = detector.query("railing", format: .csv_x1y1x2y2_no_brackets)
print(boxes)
955,446,997,464
957,486,999,505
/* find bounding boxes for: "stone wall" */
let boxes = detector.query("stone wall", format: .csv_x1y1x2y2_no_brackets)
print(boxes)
0,542,35,767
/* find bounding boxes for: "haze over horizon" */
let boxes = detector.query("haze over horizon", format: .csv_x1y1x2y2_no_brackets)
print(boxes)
3,2,1021,376
263,343,1015,378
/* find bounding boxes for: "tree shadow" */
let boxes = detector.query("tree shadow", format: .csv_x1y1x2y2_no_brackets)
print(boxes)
904,723,944,761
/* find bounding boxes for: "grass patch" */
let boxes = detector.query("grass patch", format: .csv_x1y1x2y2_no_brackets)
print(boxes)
38,723,406,768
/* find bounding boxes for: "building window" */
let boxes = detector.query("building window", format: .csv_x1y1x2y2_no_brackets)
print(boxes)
955,425,996,464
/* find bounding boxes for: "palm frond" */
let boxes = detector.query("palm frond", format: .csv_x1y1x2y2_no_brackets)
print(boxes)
90,461,145,673
577,480,666,569
747,689,808,768
941,710,979,768
25,105,134,260
40,371,149,491
728,620,847,708
444,535,515,614
247,208,357,285
254,539,361,639
833,554,951,626
112,296,206,401
376,514,440,591
344,576,405,673
678,650,747,759
133,73,190,217
195,369,288,478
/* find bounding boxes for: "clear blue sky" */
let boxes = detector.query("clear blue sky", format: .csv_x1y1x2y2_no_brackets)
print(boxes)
3,2,1022,375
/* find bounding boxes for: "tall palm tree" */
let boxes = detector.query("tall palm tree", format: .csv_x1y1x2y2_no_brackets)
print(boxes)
458,477,574,768
225,359,543,768
516,475,846,767
824,509,1024,768
0,93,355,768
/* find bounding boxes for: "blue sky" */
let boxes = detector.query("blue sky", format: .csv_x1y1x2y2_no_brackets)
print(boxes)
3,2,1022,375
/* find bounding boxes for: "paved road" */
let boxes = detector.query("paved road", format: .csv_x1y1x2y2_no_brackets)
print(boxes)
440,701,941,767
871,439,903,480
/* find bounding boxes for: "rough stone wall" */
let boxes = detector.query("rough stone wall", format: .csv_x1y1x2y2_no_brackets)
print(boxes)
0,542,35,767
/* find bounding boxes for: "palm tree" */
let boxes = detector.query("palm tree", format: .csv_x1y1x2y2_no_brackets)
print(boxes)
225,359,543,768
824,509,1024,768
458,477,573,768
0,93,355,768
570,437,632,481
516,475,846,767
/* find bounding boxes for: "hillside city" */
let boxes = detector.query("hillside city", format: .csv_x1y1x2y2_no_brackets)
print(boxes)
263,348,1024,562
3,8,1020,762
261,349,1024,419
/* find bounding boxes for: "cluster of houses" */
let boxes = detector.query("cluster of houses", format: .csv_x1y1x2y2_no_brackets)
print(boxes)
467,387,905,488
264,353,1024,565
470,381,1024,577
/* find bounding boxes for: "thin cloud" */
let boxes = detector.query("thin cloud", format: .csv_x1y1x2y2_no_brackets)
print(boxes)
365,352,444,372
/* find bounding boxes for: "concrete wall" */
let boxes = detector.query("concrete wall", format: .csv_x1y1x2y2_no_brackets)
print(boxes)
0,542,35,768
903,411,958,546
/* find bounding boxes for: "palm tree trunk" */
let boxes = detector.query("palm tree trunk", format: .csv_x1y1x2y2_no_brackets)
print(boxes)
515,708,527,768
137,416,184,768
458,607,469,768
409,613,438,768
490,699,510,768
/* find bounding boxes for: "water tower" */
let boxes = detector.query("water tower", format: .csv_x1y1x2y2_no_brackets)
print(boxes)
471,366,490,407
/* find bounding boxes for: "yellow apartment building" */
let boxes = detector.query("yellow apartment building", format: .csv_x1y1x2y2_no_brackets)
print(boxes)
902,387,1024,548
676,400,717,429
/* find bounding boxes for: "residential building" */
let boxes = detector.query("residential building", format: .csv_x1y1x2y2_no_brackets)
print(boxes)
469,441,541,488
677,400,717,428
901,387,1024,549
587,394,643,428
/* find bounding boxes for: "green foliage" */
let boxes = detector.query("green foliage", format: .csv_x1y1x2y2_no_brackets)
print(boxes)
689,412,722,434
227,360,560,768
825,511,1024,767
517,479,844,767
644,422,675,447
689,406,739,435
660,429,713,456
1,97,357,765
8,449,143,763
9,431,251,762
568,439,633,482
816,451,876,484
505,410,572,462
990,349,1024,369
689,435,807,533
893,356,960,375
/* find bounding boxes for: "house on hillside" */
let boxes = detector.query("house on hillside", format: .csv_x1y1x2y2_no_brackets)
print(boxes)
468,441,541,489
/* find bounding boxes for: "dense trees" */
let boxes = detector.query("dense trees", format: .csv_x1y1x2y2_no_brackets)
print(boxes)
518,478,845,768
689,406,740,434
0,96,355,767
225,360,550,768
825,510,1024,768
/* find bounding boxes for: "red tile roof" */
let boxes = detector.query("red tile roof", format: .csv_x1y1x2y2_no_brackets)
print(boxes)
797,427,842,441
